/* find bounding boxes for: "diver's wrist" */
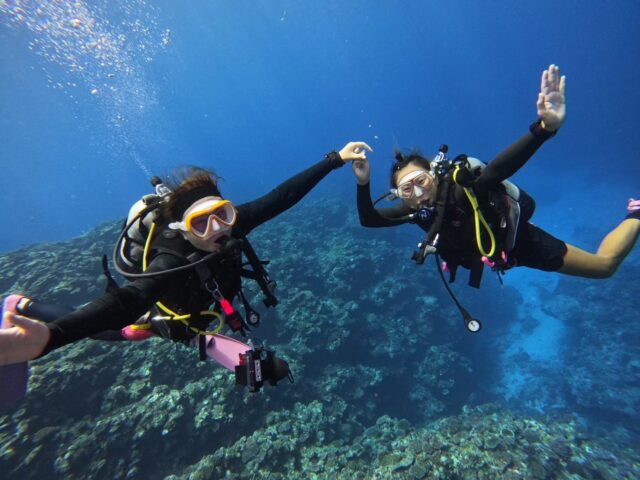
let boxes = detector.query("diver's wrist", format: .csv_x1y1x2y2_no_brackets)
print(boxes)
530,119,557,139
324,150,344,167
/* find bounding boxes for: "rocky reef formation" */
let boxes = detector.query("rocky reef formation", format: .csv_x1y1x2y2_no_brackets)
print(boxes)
552,262,640,421
169,403,639,480
491,229,640,445
0,197,638,479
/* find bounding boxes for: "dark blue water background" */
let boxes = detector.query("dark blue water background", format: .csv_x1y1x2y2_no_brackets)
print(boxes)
2,1,639,254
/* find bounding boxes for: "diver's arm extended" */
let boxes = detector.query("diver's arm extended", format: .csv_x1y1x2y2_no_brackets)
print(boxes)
234,154,344,235
40,254,182,355
357,182,412,227
473,123,556,195
235,142,371,235
475,64,566,196
0,282,159,366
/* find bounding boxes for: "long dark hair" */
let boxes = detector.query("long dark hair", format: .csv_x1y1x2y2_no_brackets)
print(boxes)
389,150,431,188
163,166,222,221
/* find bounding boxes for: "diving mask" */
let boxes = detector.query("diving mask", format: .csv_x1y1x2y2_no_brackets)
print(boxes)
393,170,435,200
169,197,237,239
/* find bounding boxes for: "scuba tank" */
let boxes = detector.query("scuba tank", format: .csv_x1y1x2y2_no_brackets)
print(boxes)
106,175,279,338
118,176,170,272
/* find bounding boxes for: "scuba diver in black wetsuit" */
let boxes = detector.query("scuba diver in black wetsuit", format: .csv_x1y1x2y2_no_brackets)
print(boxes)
0,141,373,403
352,65,640,331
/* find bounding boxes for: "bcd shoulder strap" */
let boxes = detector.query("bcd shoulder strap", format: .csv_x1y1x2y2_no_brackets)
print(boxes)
240,238,278,308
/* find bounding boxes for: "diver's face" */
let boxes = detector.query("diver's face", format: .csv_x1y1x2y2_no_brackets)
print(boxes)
394,162,438,209
181,196,236,252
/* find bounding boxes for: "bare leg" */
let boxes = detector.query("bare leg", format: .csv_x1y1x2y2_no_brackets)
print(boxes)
558,218,640,278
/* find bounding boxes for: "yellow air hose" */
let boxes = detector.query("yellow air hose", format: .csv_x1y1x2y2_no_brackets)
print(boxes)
453,166,496,258
140,222,225,335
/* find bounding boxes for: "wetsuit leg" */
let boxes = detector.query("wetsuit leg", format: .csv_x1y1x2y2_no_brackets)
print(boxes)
513,217,640,279
510,222,568,271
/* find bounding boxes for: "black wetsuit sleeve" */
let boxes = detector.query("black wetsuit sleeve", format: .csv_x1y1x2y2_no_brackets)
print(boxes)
357,182,411,227
41,254,183,355
472,121,556,198
233,153,345,236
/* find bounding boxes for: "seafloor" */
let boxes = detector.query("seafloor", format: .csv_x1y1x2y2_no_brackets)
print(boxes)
0,197,638,479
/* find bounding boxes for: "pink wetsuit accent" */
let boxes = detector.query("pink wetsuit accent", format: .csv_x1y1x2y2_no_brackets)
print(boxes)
481,256,496,269
121,325,156,341
219,298,235,316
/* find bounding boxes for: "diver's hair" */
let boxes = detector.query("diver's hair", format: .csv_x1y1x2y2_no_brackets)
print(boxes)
163,166,222,221
390,150,431,188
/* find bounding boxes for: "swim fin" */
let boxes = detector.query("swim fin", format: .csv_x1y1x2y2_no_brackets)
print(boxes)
0,295,29,410
627,198,640,220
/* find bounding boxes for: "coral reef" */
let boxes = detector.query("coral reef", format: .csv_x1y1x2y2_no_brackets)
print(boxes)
167,404,640,480
493,236,640,440
549,259,640,420
0,197,638,478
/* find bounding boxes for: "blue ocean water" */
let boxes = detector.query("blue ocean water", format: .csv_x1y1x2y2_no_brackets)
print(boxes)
1,1,639,478
2,0,639,253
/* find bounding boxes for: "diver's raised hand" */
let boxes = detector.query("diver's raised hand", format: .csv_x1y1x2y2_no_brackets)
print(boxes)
0,312,50,366
339,141,373,163
537,64,566,132
352,157,371,185
339,141,372,185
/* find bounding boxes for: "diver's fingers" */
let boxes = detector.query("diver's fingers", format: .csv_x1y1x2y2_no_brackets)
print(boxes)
353,158,368,170
540,69,549,95
559,75,566,98
2,310,17,329
536,92,545,114
0,312,50,364
3,311,42,332
548,64,557,88
351,141,373,153
339,141,373,162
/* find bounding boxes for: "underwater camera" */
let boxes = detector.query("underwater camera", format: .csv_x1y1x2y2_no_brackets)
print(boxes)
235,345,293,392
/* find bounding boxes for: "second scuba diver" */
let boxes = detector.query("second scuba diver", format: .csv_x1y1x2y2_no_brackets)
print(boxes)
352,64,640,332
0,141,373,405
